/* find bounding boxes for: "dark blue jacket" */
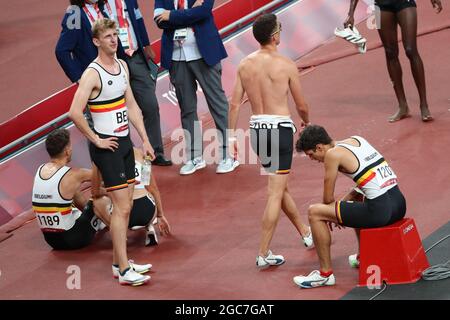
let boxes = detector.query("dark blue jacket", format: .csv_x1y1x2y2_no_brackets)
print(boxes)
154,0,227,70
55,0,150,82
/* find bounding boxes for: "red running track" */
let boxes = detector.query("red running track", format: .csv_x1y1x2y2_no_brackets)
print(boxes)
0,0,228,123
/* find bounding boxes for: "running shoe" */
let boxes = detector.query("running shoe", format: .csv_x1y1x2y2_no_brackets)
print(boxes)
293,270,336,289
334,25,367,53
302,227,314,248
348,254,360,268
112,260,152,279
256,250,285,268
180,157,206,175
216,157,240,174
118,268,151,286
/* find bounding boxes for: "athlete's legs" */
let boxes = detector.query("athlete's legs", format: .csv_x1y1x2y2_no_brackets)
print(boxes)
259,174,288,257
397,7,433,121
378,10,410,122
307,203,340,272
281,185,311,237
109,185,134,272
342,189,363,253
355,228,361,252
92,196,112,227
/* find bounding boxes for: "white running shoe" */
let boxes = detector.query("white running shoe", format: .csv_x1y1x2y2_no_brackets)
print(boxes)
348,254,360,268
256,250,285,268
334,25,367,54
216,157,240,174
112,260,152,279
301,227,314,248
180,157,206,175
145,224,158,246
118,268,151,286
293,270,336,289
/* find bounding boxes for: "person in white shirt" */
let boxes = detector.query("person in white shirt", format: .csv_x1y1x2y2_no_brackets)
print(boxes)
155,0,238,175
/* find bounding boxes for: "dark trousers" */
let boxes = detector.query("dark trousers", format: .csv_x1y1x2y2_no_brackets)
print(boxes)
125,51,165,155
169,59,229,160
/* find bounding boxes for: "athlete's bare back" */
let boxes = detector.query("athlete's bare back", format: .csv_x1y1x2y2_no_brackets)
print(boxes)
237,49,307,117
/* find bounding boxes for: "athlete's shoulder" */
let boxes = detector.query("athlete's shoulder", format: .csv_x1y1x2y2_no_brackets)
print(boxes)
83,66,100,77
80,67,101,85
118,59,128,68
67,167,92,182
240,53,255,67
325,146,345,164
277,55,298,75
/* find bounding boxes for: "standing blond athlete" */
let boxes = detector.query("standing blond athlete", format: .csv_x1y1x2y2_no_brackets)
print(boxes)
69,18,154,286
228,14,313,268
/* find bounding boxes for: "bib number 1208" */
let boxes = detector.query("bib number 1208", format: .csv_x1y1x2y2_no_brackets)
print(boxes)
377,164,393,179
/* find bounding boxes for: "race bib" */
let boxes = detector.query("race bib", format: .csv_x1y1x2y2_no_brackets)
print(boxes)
374,161,398,189
36,209,80,231
112,108,129,134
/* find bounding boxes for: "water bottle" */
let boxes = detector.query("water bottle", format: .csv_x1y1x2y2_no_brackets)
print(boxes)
140,156,152,186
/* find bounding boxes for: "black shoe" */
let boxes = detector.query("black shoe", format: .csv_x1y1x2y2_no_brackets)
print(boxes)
152,154,173,166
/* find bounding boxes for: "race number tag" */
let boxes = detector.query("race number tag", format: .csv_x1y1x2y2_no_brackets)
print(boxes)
36,209,80,231
113,109,128,134
374,162,398,189
36,213,62,229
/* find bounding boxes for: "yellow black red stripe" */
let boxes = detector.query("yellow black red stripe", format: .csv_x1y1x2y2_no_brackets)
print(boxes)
88,95,126,113
89,99,126,113
106,183,129,192
33,205,72,215
127,178,136,184
88,95,124,105
275,169,290,175
353,157,385,185
335,201,343,224
356,170,376,187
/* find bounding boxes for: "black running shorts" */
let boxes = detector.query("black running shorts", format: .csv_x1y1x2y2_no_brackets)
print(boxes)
375,0,416,12
43,200,98,250
336,186,406,228
250,126,294,174
129,195,156,228
89,132,135,192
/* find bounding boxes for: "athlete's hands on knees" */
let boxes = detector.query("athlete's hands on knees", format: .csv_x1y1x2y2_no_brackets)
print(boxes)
431,0,443,13
95,135,119,151
142,140,155,161
157,215,171,236
343,15,354,29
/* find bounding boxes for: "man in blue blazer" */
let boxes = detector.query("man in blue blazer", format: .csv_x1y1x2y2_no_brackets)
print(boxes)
55,0,172,165
155,0,239,175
